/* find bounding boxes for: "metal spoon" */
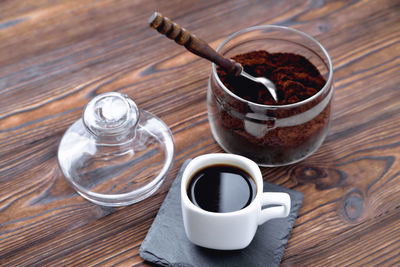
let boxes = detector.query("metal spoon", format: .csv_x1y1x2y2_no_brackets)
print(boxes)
149,12,279,102
239,70,278,102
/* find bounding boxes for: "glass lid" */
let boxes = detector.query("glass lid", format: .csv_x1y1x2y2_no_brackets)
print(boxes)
58,92,174,207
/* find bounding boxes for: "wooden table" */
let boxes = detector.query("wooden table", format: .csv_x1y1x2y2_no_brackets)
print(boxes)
1,0,399,266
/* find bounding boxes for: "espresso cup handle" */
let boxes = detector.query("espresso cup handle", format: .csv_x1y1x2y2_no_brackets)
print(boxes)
258,192,291,225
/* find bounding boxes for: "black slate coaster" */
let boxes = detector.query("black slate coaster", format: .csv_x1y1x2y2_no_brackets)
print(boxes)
140,159,303,267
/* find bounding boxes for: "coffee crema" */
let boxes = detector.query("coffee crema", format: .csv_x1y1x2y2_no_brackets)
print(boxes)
187,164,256,213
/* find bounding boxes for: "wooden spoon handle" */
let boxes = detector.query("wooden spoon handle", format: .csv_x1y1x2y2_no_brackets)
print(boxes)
149,12,242,76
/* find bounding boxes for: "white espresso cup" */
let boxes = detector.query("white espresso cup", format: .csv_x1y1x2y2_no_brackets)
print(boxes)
181,153,291,250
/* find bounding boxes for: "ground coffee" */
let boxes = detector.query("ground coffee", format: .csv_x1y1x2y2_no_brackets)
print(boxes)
217,50,326,105
209,50,332,165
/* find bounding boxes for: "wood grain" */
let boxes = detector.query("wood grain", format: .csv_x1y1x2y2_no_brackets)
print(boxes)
1,0,399,266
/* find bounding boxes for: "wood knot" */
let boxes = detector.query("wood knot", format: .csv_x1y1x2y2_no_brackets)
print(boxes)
341,189,364,222
292,165,326,181
318,23,330,33
291,165,346,190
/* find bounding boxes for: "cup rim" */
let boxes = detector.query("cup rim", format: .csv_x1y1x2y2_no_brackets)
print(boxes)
181,153,263,216
212,25,333,109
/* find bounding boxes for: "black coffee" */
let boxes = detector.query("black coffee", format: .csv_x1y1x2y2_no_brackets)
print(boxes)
187,164,256,213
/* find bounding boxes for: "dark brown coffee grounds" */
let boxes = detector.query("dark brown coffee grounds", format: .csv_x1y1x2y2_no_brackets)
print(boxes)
208,50,332,165
216,50,326,105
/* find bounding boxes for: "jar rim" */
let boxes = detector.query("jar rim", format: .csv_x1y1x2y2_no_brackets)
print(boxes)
212,25,333,109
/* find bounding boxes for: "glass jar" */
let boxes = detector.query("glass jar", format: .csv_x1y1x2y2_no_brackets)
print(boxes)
58,92,174,206
207,26,333,166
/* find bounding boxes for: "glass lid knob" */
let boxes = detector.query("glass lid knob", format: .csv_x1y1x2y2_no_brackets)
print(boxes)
83,92,139,138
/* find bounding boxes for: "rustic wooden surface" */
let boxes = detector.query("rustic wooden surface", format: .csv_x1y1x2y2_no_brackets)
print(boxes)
1,0,399,266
